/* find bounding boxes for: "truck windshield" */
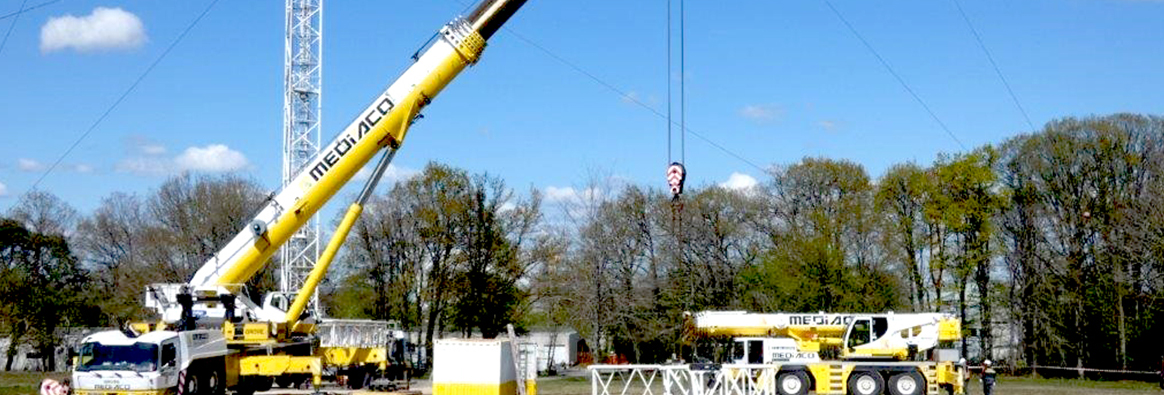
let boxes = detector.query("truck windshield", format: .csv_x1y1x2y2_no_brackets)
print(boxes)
76,342,159,372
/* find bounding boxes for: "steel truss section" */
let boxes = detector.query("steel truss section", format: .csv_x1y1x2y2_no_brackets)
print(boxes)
318,319,390,348
281,0,323,313
590,364,784,395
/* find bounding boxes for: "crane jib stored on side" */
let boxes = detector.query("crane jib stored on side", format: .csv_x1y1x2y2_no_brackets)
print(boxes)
143,0,528,325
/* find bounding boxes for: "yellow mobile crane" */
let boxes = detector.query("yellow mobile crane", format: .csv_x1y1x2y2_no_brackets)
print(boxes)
71,1,528,395
689,311,966,395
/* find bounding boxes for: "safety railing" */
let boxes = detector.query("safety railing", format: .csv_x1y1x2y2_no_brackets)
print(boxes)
589,364,790,395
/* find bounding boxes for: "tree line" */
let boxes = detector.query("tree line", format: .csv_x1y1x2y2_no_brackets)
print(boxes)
1,113,1162,375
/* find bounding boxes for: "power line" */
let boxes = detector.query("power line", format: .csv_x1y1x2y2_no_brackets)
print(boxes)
951,0,1037,133
0,0,58,22
31,0,222,190
821,0,967,151
500,26,770,175
0,0,31,59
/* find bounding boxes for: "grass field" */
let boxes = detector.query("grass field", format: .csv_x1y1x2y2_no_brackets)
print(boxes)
0,372,68,395
0,371,1158,395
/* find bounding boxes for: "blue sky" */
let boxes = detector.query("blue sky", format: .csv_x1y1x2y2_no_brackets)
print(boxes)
1,0,1162,218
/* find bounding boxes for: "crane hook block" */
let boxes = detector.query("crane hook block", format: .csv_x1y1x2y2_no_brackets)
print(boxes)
667,162,687,196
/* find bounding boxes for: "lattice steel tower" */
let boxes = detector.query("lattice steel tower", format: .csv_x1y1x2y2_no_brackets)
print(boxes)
281,0,322,313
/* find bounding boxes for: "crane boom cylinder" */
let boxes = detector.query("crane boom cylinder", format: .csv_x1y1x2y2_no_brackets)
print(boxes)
284,148,398,325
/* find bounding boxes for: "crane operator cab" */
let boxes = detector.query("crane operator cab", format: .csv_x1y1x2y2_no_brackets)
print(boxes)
842,313,956,361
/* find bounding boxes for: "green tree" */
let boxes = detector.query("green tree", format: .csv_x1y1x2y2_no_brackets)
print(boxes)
931,148,1000,357
876,163,933,311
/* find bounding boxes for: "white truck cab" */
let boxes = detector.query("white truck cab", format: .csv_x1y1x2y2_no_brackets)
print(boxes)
73,329,229,395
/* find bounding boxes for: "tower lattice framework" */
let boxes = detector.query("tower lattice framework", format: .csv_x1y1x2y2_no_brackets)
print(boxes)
281,0,322,314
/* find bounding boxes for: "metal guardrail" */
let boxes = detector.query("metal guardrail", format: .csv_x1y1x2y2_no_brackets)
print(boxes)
589,364,695,395
588,364,819,395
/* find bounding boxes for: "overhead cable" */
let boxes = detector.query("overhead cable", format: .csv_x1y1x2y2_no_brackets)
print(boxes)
951,0,1037,132
31,0,222,190
821,0,967,151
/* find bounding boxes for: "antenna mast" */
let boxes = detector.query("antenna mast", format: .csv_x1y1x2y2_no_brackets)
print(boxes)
281,0,323,313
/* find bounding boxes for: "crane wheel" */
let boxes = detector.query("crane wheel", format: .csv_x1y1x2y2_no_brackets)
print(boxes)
204,368,224,395
887,371,925,395
775,370,810,395
182,369,200,395
348,369,367,390
847,371,884,395
276,376,296,388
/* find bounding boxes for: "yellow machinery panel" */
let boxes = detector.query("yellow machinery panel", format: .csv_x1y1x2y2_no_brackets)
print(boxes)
320,346,387,366
238,355,321,377
435,382,518,395
938,317,962,342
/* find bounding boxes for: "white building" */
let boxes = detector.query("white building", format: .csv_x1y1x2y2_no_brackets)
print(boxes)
520,329,580,373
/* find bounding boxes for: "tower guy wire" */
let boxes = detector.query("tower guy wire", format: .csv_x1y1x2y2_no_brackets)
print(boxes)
0,0,30,59
821,0,967,151
31,0,222,190
951,0,1037,133
445,0,767,174
0,0,57,22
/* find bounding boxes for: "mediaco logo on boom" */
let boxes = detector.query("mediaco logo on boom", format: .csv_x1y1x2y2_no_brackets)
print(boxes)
788,315,854,326
308,96,395,182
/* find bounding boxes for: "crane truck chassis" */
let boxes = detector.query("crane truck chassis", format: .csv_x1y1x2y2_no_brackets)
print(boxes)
71,1,528,395
589,311,966,395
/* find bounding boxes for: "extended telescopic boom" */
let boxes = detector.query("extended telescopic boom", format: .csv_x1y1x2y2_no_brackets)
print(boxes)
149,0,528,323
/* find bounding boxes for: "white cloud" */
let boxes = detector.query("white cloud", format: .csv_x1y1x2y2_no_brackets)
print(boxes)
175,144,249,172
720,172,758,191
41,7,146,53
819,120,838,132
0,181,8,197
117,143,249,176
544,186,577,202
73,164,94,173
544,186,605,204
17,158,46,172
739,104,783,123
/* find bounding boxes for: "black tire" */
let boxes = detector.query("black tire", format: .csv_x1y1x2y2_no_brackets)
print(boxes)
348,369,367,390
776,370,810,395
182,369,200,395
253,377,273,392
275,376,296,389
203,368,224,395
887,371,925,395
848,371,884,395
